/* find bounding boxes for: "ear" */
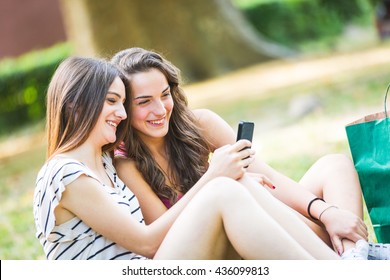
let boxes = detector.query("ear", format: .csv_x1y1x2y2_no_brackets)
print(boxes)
65,101,80,123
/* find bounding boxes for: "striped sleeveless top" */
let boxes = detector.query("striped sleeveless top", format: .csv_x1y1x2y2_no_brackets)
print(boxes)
33,152,147,260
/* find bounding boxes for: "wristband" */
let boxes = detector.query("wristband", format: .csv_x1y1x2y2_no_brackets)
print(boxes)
307,197,325,220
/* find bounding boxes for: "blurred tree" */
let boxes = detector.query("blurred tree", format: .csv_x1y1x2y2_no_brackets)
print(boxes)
371,0,390,39
369,0,382,5
60,0,293,82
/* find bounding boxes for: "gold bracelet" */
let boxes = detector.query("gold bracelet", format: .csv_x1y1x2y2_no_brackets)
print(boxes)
318,205,338,222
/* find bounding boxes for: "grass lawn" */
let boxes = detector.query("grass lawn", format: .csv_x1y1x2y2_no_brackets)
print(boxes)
0,127,46,259
1,44,389,259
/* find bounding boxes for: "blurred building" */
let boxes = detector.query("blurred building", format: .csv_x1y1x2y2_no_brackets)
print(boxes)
0,0,66,59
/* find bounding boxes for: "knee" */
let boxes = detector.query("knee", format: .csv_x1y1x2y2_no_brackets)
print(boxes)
317,153,355,171
205,176,241,193
202,176,248,202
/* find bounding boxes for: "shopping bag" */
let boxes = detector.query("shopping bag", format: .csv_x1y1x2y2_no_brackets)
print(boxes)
345,84,390,243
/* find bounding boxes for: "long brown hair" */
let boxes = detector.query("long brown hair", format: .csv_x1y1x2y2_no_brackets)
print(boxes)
111,48,210,204
46,56,130,159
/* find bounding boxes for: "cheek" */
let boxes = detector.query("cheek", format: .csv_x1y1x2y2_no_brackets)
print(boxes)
165,99,174,113
131,107,148,127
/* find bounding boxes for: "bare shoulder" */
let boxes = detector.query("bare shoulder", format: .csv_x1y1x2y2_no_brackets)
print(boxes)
114,157,147,188
192,108,217,118
114,157,138,173
192,108,221,126
191,108,236,148
116,157,140,176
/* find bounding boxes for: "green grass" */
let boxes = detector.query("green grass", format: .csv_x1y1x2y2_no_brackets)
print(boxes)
208,63,389,130
0,140,46,259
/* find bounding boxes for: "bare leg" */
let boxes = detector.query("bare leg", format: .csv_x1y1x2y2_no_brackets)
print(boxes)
154,177,337,260
299,154,363,251
238,175,339,259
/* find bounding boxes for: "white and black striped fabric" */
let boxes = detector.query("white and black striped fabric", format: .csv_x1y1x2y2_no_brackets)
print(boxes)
33,152,147,260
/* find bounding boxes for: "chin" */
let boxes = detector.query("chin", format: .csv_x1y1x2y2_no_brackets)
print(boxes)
106,136,117,144
152,130,168,139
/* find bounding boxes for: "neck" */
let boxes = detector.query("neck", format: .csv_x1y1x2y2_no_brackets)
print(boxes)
139,136,171,179
62,141,114,187
140,134,166,158
61,140,104,171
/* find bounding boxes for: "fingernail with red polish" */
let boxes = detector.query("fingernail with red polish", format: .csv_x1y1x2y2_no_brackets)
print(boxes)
272,185,276,189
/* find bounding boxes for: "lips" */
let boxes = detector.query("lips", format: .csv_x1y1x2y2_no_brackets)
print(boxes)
148,118,165,126
107,120,118,128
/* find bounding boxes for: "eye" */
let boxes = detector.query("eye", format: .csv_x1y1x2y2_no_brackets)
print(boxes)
162,91,171,98
137,99,150,105
106,98,116,104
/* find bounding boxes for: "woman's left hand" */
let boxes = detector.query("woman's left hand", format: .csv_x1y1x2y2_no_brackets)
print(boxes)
246,172,275,190
320,207,368,254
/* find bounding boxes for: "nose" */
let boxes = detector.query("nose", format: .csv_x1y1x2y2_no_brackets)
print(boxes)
116,103,127,120
153,99,166,116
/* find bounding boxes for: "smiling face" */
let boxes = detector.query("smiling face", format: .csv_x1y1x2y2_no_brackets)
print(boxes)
130,68,174,141
91,76,127,146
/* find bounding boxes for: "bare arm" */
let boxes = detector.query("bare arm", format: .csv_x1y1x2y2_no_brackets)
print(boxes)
116,139,255,223
57,175,169,258
60,168,255,259
115,158,169,224
192,108,327,218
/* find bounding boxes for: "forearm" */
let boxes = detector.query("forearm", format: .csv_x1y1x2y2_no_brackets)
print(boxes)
250,158,329,220
168,169,216,213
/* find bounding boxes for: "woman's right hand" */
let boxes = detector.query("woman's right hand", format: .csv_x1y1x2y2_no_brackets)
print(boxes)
206,139,255,180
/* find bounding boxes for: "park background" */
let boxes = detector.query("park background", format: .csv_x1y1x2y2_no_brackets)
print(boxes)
0,0,389,259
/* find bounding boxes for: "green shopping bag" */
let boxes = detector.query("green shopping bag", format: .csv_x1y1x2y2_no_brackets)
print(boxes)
345,85,390,243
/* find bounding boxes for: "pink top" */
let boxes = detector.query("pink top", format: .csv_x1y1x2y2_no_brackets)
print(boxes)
159,193,184,209
114,142,128,158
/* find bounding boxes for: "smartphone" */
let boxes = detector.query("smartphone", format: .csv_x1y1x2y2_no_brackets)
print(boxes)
236,121,254,142
237,121,254,168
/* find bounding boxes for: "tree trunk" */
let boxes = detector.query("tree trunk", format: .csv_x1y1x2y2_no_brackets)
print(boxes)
60,0,293,82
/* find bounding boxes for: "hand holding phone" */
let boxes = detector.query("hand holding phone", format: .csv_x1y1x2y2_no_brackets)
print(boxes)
236,121,254,168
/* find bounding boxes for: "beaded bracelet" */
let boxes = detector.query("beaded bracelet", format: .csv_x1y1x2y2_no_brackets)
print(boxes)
307,197,325,220
318,205,338,222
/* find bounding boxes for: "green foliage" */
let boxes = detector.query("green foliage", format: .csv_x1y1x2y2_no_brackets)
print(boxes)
0,43,70,135
237,0,374,50
0,140,46,259
233,0,303,9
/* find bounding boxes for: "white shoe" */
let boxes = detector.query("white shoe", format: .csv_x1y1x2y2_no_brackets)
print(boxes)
368,242,390,260
341,239,369,260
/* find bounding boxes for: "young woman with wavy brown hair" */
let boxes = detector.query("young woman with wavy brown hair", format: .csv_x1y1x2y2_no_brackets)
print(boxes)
111,47,374,260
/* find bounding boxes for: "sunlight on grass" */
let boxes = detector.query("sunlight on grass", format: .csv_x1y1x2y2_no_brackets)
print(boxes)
0,139,46,259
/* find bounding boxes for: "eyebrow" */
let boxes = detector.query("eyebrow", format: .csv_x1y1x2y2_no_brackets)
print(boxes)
107,91,122,98
107,91,126,102
133,85,170,100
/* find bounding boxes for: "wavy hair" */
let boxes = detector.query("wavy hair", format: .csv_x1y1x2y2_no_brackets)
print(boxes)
46,56,130,159
111,47,210,204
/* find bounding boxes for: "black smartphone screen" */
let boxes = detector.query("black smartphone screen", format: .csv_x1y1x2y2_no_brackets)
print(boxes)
236,121,254,142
